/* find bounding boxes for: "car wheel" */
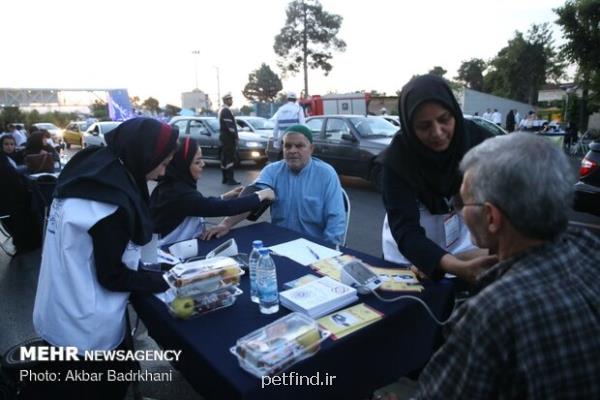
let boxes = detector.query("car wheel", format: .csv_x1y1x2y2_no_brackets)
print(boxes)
254,159,267,168
66,142,71,149
369,163,382,192
234,152,241,168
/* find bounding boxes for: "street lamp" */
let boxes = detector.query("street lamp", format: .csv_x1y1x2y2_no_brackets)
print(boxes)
192,50,200,89
214,66,221,108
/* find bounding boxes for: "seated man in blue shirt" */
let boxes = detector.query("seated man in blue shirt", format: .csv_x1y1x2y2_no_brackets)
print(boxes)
202,124,346,245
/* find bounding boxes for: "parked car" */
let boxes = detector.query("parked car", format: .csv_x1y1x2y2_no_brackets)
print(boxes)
32,122,64,149
63,121,90,148
267,114,507,190
169,116,268,166
464,114,508,136
82,121,122,147
574,140,600,217
236,116,274,140
267,115,398,188
381,115,400,127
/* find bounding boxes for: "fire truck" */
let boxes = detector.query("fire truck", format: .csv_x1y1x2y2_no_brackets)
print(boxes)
300,93,372,116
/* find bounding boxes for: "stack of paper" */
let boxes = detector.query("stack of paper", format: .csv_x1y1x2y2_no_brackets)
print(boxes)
268,238,342,266
317,303,383,340
280,276,358,318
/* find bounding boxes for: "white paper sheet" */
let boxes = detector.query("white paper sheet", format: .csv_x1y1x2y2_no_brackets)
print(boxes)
267,238,342,266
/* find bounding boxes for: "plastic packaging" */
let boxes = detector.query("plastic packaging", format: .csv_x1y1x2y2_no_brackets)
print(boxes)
248,240,263,303
168,286,243,319
230,312,330,377
164,256,244,297
256,248,279,314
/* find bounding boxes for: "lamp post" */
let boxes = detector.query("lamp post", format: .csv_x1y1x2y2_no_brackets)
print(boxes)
214,66,221,108
192,50,200,89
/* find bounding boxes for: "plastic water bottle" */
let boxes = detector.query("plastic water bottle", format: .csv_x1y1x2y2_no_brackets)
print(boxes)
256,248,279,314
248,240,263,303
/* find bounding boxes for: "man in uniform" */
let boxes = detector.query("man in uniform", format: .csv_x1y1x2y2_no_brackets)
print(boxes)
218,93,240,185
270,91,305,149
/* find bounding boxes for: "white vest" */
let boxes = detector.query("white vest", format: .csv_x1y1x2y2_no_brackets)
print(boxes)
158,216,204,247
382,204,477,265
33,198,140,353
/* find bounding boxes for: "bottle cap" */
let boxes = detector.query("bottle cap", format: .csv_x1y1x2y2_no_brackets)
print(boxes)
259,248,270,255
252,240,263,248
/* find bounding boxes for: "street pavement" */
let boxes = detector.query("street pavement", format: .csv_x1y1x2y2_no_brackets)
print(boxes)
1,150,598,400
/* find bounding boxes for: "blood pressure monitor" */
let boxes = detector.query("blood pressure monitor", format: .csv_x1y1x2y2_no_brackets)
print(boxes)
340,260,382,295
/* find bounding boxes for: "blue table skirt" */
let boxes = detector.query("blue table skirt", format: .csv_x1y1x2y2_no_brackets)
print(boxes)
131,222,455,400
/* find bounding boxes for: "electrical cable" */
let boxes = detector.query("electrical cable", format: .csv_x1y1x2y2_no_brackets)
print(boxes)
369,288,456,326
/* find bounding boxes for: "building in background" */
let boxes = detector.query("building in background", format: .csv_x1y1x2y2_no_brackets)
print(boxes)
181,89,212,113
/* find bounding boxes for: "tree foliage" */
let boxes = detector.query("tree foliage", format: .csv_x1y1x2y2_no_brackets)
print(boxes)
164,104,182,117
555,0,600,126
428,66,447,78
455,58,486,91
483,23,563,104
90,100,108,120
142,97,161,114
242,63,283,103
274,0,346,96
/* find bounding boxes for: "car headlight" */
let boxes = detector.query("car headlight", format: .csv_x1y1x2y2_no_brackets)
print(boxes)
243,141,263,148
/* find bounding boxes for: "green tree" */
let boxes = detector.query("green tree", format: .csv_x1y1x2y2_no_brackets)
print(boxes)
0,106,24,131
484,23,563,104
243,63,283,103
455,58,486,91
274,0,346,96
90,100,109,120
555,0,600,130
164,104,182,117
240,105,254,115
428,66,447,78
142,97,161,114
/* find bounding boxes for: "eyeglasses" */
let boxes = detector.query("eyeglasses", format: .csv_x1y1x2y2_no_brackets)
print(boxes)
451,196,485,211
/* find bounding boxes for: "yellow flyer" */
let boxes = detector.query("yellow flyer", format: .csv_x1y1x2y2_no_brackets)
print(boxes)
369,266,423,292
310,254,357,281
317,303,383,340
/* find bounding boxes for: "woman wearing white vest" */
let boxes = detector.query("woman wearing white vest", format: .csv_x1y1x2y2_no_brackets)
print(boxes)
380,75,497,282
30,118,178,399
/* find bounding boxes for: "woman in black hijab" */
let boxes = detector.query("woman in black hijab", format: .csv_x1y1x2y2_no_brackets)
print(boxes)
150,136,274,245
31,118,178,400
23,130,61,171
381,75,497,281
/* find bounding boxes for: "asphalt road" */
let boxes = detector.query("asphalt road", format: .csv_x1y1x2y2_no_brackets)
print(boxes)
1,148,598,400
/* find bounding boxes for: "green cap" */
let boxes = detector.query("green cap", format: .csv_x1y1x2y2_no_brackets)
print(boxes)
283,124,313,143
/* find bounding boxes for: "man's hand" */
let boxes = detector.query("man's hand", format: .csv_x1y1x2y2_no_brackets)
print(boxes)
221,186,243,199
200,224,230,240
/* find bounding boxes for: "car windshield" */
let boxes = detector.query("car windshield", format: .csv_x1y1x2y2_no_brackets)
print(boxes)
245,118,274,130
467,117,505,136
100,122,121,133
350,117,397,137
36,123,59,130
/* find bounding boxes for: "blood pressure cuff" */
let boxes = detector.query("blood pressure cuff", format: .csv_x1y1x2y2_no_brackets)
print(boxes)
240,183,273,221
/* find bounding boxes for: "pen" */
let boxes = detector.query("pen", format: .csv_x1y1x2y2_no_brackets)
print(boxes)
306,246,320,260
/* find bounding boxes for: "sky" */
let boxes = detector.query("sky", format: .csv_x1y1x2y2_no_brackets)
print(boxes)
1,0,568,108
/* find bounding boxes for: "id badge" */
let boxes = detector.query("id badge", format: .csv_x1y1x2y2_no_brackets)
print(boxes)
444,213,460,248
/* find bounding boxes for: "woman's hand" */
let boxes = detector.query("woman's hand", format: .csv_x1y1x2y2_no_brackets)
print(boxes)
440,253,498,283
256,188,275,202
220,186,243,200
200,224,230,240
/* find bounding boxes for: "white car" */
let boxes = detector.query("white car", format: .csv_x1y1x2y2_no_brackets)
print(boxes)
82,121,122,147
32,122,64,149
236,116,274,140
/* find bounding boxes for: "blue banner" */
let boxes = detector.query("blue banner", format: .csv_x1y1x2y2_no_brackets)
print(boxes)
107,89,134,121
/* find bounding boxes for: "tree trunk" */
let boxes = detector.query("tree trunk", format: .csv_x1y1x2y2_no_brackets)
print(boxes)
302,0,309,97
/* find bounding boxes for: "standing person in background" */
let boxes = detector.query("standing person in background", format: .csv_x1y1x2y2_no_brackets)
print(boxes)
505,109,516,132
482,108,492,121
5,124,27,146
514,109,522,128
491,108,502,126
30,118,178,400
218,92,240,185
270,91,305,149
381,74,497,282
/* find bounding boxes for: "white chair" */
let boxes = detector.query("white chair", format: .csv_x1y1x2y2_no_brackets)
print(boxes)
0,214,15,256
341,188,351,246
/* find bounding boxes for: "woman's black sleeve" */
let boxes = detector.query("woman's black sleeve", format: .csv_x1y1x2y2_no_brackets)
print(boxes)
382,166,447,278
89,209,169,293
177,192,261,217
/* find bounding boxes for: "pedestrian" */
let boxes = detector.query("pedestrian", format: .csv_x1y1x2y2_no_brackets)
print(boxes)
491,108,502,126
380,74,497,282
270,91,305,149
218,92,240,185
505,109,515,132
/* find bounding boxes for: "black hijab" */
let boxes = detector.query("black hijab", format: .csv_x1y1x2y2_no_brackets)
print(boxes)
54,118,179,244
382,74,490,214
150,136,200,236
25,131,49,155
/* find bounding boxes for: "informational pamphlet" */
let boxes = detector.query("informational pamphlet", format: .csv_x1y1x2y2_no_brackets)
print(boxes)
268,238,342,266
317,303,383,340
280,276,358,318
